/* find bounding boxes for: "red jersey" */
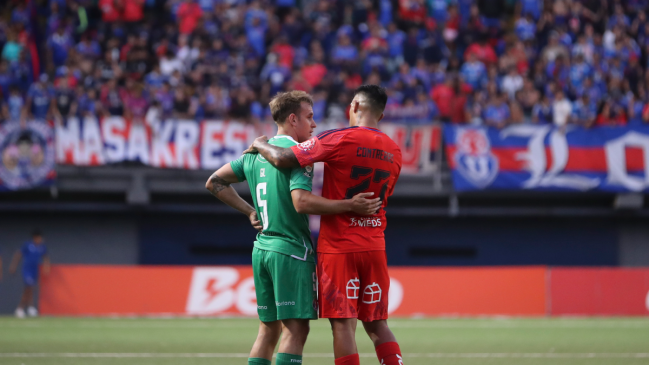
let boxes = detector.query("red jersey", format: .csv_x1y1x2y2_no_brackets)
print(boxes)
291,126,402,254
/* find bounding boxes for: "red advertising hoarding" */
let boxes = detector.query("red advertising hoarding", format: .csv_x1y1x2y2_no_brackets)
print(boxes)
550,268,649,316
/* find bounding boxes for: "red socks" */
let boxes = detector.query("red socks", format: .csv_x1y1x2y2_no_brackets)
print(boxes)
334,353,360,365
376,342,403,364
333,342,402,365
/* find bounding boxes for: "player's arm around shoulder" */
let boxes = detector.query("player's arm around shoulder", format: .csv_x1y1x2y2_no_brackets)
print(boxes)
244,136,301,169
291,189,382,216
206,163,262,232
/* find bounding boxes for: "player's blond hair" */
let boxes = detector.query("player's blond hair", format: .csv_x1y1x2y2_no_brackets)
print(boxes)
269,91,314,124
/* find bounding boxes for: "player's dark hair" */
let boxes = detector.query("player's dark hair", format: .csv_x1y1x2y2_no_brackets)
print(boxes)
269,91,314,124
353,85,388,116
32,229,42,237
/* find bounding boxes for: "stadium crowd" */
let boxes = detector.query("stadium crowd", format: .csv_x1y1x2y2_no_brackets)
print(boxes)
2,0,649,128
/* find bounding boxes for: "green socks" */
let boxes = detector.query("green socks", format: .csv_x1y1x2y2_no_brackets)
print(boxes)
248,358,271,365
275,353,303,364
248,353,303,364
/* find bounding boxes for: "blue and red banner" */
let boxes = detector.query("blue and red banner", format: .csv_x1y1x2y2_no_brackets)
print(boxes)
445,125,649,192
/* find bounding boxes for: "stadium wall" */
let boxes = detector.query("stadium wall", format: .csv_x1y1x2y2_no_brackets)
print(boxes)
0,213,138,314
38,266,649,317
2,213,649,314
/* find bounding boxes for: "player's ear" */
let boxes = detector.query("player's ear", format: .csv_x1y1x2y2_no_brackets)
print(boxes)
353,101,360,114
377,112,384,122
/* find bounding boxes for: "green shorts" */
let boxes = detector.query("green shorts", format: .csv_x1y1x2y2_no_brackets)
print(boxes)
252,247,318,322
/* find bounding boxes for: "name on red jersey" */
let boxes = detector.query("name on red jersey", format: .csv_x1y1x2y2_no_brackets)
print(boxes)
356,147,395,163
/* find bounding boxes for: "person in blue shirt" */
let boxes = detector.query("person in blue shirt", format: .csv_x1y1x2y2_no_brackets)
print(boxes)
23,74,54,121
484,92,511,129
569,54,592,94
386,23,406,60
460,53,487,90
515,14,536,41
519,0,541,20
9,230,50,318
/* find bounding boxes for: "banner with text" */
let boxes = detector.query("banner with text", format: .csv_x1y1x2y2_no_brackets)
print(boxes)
55,118,441,174
445,125,649,192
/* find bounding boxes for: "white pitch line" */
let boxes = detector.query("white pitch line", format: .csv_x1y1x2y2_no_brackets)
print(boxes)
3,322,649,329
1,353,649,359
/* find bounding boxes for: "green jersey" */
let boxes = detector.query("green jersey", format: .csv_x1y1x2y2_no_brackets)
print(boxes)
231,135,315,262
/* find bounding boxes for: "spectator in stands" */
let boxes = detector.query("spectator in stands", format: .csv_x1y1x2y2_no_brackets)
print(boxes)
47,26,74,70
100,78,124,117
52,77,76,121
99,0,122,23
552,89,573,128
9,229,50,318
461,53,487,90
177,0,203,35
22,74,54,123
77,87,101,117
1,30,22,63
123,82,149,123
430,76,454,122
594,99,627,127
0,61,13,100
501,67,524,100
2,86,24,122
532,95,553,125
1,0,648,130
484,91,510,129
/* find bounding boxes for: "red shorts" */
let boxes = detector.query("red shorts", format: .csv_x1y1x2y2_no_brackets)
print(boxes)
317,250,389,322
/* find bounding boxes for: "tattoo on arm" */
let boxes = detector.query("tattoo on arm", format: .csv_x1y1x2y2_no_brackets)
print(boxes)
276,147,299,167
208,174,231,196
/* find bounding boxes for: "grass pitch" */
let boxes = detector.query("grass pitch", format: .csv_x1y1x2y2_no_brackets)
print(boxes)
1,317,648,365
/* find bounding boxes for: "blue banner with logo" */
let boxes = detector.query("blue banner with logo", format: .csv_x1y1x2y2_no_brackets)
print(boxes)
445,125,649,192
0,121,56,191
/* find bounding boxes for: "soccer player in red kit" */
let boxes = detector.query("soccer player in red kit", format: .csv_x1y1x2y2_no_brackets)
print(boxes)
246,85,404,365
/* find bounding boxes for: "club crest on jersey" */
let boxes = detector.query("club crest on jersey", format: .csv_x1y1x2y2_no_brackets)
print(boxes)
297,138,316,151
260,168,265,177
453,128,499,189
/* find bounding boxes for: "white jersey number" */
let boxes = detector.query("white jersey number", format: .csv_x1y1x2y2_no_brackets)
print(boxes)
256,183,269,230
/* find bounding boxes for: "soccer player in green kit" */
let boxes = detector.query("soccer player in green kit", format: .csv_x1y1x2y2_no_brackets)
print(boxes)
205,91,381,365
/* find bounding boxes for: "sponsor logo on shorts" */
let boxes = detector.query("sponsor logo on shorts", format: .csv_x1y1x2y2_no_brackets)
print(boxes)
346,278,360,299
290,360,302,363
349,217,382,227
363,283,382,304
275,301,296,306
257,305,267,310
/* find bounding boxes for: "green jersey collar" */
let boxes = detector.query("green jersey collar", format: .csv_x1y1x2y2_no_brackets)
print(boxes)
271,135,298,144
